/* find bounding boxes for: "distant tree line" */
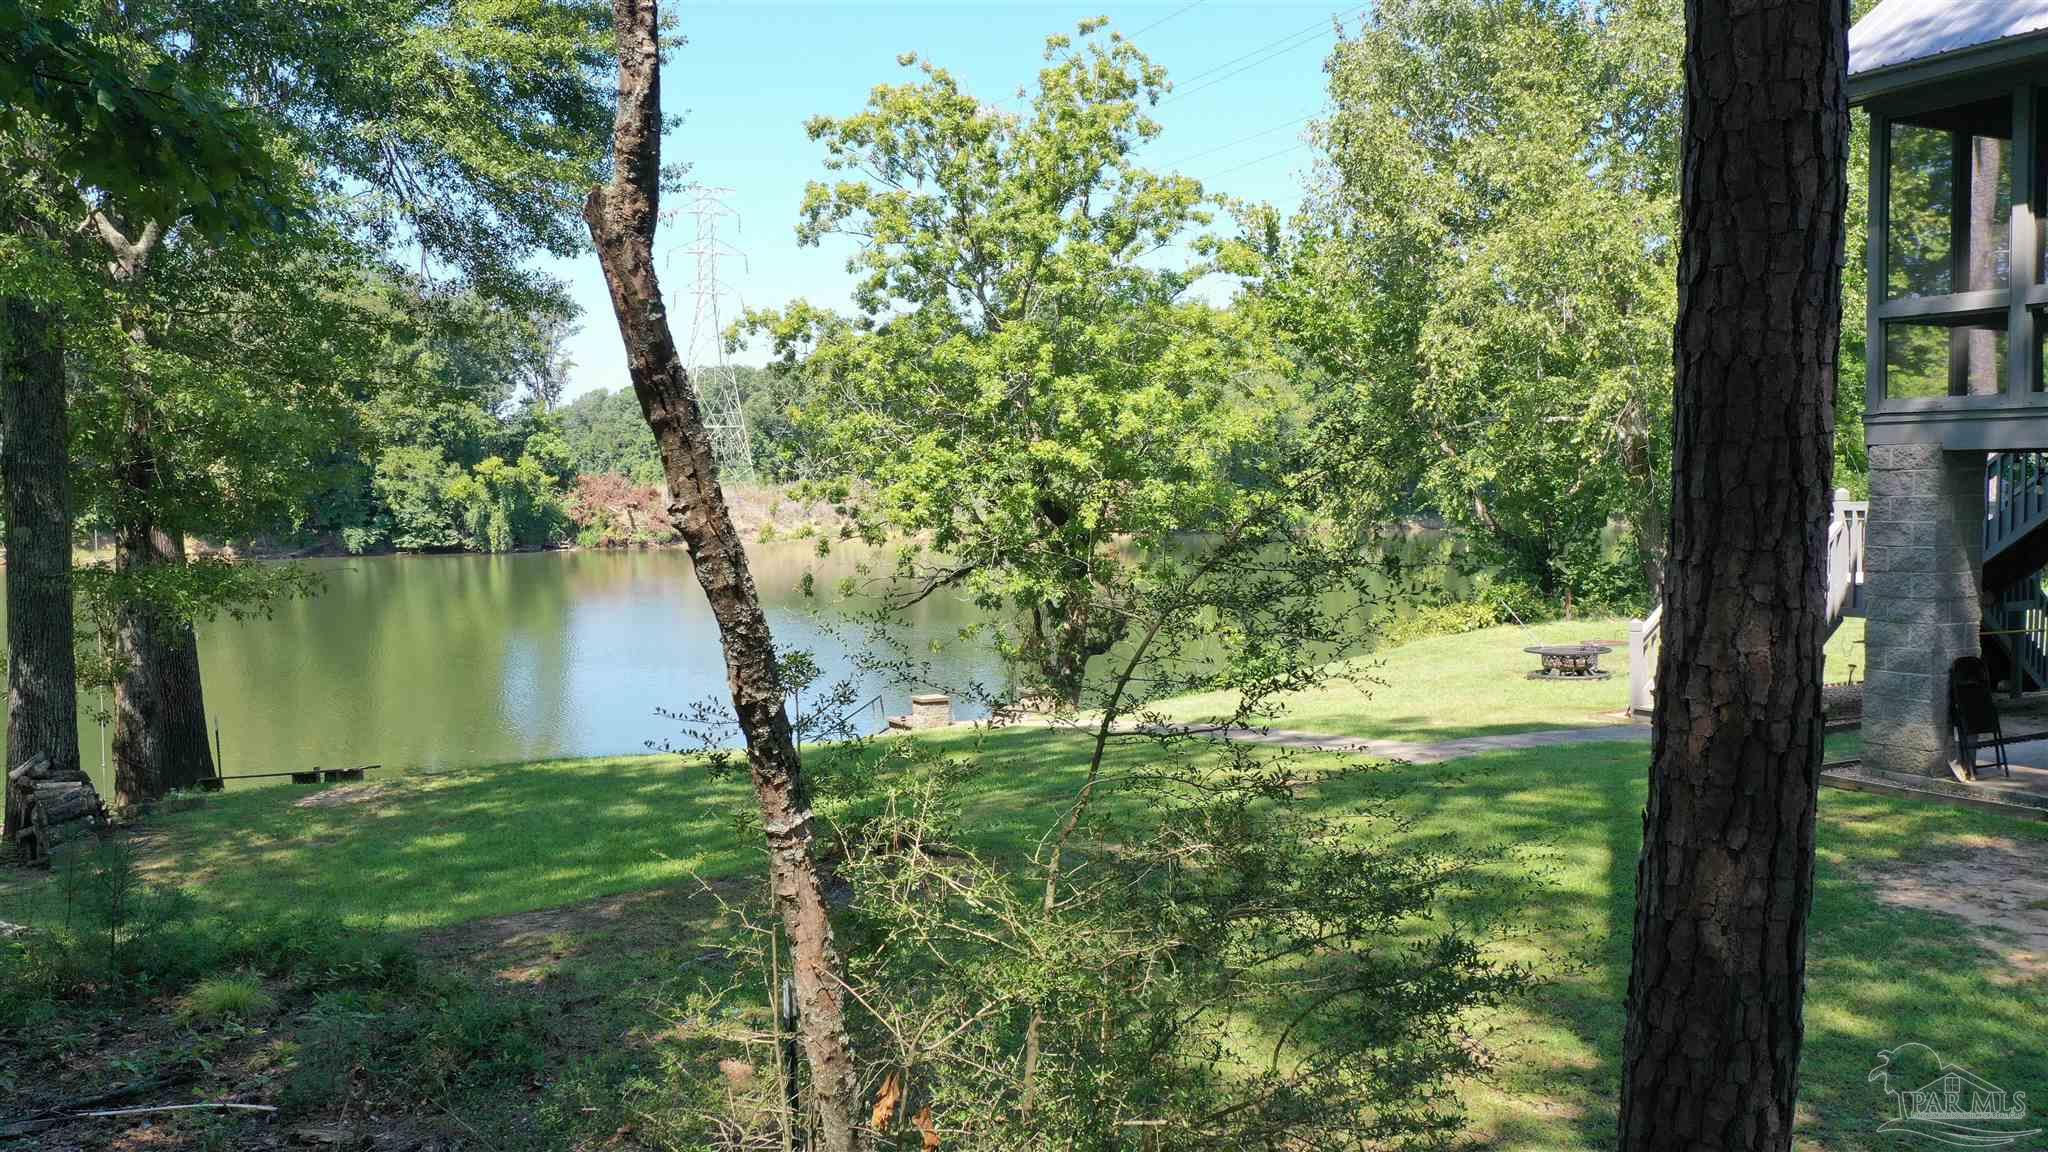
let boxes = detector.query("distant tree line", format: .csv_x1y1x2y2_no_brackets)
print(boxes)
283,315,822,554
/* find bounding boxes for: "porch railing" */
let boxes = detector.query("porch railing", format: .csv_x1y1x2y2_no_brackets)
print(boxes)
1986,451,2048,562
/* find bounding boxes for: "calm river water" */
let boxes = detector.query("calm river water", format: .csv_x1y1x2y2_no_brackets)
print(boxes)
36,536,1453,792
69,545,1004,792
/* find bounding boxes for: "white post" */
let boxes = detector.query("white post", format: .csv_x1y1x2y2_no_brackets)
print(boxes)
1627,617,1651,717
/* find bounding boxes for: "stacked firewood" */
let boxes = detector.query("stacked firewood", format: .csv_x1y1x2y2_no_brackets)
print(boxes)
7,753,107,866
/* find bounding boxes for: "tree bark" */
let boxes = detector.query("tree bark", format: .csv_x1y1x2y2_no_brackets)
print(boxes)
110,425,217,806
96,216,215,807
582,3,861,1148
1619,3,1847,1151
1,295,82,838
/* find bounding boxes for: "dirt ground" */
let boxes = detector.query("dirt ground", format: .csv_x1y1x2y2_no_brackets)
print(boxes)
0,883,747,1151
1862,835,2048,979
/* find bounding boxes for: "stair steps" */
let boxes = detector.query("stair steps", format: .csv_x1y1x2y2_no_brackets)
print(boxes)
1985,452,2048,693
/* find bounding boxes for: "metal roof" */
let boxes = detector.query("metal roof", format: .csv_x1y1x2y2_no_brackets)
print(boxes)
1850,0,2048,76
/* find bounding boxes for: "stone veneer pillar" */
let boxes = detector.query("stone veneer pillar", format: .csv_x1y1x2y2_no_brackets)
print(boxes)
1861,445,1985,777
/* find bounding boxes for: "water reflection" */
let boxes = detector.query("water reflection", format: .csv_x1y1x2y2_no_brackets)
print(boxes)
71,545,1005,791
29,535,1453,792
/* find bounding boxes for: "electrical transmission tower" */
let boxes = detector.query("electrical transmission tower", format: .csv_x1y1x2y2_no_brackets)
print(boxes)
674,185,755,483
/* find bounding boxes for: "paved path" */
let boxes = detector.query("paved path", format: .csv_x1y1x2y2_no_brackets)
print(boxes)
1203,723,1652,764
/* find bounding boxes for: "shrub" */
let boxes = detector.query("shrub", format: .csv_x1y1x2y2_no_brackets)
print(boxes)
177,973,276,1024
566,471,673,547
696,740,1540,1151
1384,576,1553,644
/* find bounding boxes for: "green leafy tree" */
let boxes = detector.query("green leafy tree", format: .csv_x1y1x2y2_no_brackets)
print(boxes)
1267,0,1680,608
449,453,568,552
20,0,613,801
558,385,667,485
365,445,468,552
747,22,1280,704
1,0,301,824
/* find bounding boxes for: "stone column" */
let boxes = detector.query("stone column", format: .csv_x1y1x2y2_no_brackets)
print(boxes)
1862,446,1985,777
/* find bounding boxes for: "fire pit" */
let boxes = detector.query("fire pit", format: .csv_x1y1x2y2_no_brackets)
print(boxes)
1524,643,1613,681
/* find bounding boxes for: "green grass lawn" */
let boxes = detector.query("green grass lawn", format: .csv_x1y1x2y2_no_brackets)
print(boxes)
1156,618,1639,740
8,714,2035,1150
1155,616,1867,743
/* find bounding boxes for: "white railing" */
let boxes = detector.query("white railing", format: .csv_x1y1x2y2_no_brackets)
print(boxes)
1628,489,1865,716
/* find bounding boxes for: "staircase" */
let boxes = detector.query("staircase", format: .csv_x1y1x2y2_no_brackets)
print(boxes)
1983,451,2048,693
1628,490,1867,715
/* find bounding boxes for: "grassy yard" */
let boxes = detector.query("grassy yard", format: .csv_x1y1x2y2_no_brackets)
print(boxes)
0,618,1950,1150
4,712,2038,1150
1155,616,1868,743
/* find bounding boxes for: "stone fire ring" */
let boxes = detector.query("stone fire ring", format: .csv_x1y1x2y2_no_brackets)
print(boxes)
1524,643,1613,681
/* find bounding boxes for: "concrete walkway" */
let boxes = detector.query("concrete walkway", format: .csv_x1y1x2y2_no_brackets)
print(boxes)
1203,722,1652,764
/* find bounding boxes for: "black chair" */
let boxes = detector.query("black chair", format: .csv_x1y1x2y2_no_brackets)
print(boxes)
1950,656,2010,780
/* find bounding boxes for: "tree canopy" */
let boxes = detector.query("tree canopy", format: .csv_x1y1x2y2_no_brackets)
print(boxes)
747,21,1283,702
1261,0,1681,609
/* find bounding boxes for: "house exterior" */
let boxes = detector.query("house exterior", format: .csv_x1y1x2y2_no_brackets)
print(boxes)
1851,0,2048,777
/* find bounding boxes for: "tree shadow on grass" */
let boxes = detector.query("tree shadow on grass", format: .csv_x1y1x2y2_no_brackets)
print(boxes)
0,756,763,934
1294,743,2048,1151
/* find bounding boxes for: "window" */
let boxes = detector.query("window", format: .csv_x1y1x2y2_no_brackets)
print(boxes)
1885,317,2007,398
1871,89,2037,407
1887,98,2013,300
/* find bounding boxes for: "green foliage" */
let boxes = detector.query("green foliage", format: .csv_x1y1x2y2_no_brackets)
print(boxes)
365,445,469,552
357,443,567,553
176,973,276,1024
557,365,820,488
0,0,299,234
1264,0,1679,604
747,22,1283,701
451,453,570,552
558,386,667,486
704,733,1536,1150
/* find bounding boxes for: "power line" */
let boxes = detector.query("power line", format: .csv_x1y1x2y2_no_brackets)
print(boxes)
1126,0,1205,40
1160,112,1318,169
1201,141,1314,182
1161,8,1362,105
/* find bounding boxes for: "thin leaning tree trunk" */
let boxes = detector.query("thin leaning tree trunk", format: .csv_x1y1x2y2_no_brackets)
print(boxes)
1619,2,1848,1150
1,294,83,837
582,3,861,1149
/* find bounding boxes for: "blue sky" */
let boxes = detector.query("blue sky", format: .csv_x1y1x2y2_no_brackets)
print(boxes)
544,1,1354,399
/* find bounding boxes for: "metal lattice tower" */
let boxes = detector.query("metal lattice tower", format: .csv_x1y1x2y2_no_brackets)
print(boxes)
673,185,754,483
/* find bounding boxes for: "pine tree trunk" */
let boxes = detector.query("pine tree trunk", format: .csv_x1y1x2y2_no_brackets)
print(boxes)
1618,3,1848,1150
1,295,83,839
583,3,861,1148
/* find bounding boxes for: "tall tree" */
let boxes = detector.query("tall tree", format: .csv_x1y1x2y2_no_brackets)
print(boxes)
1278,0,1681,607
35,0,611,804
2,0,291,826
1618,1,1848,1149
583,2,860,1147
745,23,1277,705
1,277,80,830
